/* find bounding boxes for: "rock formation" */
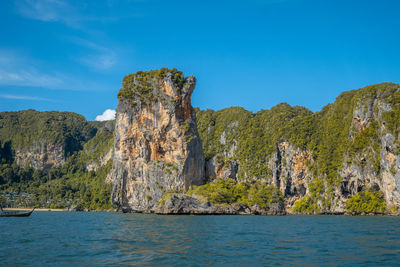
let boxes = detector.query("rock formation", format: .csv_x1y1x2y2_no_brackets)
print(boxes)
14,142,65,171
111,68,205,212
196,83,400,214
155,193,285,215
334,89,400,211
269,141,312,208
0,111,114,210
1,75,400,215
0,110,97,171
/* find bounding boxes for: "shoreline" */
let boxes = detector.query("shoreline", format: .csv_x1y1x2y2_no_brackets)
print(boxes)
3,207,116,212
3,208,399,216
3,208,64,212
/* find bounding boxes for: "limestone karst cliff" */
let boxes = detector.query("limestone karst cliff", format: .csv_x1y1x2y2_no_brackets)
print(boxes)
111,68,205,212
1,73,400,215
196,82,400,214
0,111,114,209
0,110,97,171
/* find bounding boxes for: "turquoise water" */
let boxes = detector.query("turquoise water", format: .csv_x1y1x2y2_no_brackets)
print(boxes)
1,212,400,266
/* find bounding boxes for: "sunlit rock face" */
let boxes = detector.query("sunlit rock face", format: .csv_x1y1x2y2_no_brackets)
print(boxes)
336,91,400,211
111,68,205,212
14,143,65,171
195,83,400,214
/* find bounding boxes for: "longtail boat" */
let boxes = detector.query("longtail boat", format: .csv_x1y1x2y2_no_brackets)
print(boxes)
0,207,35,217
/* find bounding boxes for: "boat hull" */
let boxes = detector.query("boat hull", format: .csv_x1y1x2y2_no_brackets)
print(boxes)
0,208,35,217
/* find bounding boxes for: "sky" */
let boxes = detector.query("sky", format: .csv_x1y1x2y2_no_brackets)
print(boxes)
0,0,400,121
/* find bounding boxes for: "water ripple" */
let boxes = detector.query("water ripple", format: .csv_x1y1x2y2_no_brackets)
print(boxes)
1,213,400,266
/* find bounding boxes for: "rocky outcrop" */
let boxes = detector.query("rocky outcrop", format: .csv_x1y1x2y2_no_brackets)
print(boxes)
0,111,114,210
196,83,400,214
269,141,313,209
380,133,400,208
14,142,65,171
154,193,285,215
111,68,205,212
205,156,239,181
86,148,113,172
2,76,400,215
334,93,400,211
0,110,99,171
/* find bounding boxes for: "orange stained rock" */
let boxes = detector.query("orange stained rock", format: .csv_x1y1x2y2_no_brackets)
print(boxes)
293,151,311,175
160,81,175,96
353,117,367,131
217,165,224,178
386,152,396,164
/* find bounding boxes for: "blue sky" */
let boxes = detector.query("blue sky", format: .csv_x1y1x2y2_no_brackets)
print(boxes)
1,0,399,120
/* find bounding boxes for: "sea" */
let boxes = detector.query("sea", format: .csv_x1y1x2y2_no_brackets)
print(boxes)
1,212,399,266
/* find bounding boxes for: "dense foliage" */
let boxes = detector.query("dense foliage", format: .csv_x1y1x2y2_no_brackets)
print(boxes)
118,68,185,104
189,178,284,208
291,196,320,214
0,112,114,210
346,188,386,214
0,110,96,156
196,104,315,180
196,82,400,212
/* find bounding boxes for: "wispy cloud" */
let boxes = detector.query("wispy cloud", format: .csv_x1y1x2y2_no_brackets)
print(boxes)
15,0,142,28
0,93,54,102
78,54,116,70
15,0,80,27
0,49,111,91
15,1,124,71
0,69,63,88
0,50,64,88
66,36,117,70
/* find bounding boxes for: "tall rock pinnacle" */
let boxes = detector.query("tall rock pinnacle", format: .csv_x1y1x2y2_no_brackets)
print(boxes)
111,68,205,212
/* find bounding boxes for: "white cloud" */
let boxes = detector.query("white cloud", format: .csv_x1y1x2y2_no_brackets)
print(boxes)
95,109,116,121
0,93,54,101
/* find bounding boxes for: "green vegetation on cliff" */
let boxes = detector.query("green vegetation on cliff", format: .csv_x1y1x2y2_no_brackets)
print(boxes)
237,103,314,179
346,188,386,214
118,68,185,104
291,196,320,214
196,103,315,180
0,112,114,210
0,159,113,210
189,178,284,208
1,80,400,213
196,82,400,213
0,110,96,157
195,107,252,160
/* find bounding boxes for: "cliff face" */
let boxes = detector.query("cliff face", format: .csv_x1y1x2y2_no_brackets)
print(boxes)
14,142,65,171
269,142,312,208
154,193,285,215
0,110,98,171
1,74,399,214
196,83,400,214
111,68,205,212
84,121,115,173
334,89,400,211
0,111,115,210
196,104,315,210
